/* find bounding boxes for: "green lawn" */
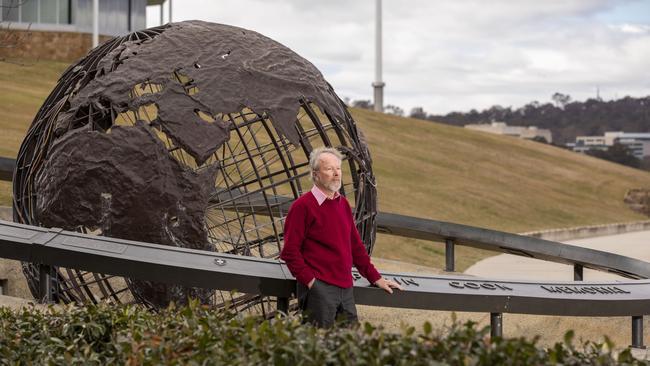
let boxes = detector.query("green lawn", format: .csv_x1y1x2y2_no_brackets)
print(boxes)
2,60,650,271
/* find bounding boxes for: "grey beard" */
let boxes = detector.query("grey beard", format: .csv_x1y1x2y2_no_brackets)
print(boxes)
324,181,341,193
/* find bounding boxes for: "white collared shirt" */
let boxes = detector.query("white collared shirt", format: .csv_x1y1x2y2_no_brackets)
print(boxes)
311,185,340,206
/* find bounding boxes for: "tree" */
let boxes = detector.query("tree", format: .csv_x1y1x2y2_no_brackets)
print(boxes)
409,106,427,120
384,104,404,116
486,104,513,121
641,156,650,172
586,143,641,169
351,100,373,110
551,92,572,109
530,136,548,144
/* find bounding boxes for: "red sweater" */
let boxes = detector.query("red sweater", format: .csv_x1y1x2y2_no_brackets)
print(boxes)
280,191,381,288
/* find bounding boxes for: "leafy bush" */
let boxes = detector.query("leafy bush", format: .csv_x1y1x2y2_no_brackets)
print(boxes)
0,302,643,365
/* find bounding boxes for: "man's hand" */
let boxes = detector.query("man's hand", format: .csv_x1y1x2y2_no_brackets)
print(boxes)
373,277,404,294
307,278,316,289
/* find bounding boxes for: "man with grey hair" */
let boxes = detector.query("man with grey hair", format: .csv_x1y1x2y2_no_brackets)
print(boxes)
281,146,402,327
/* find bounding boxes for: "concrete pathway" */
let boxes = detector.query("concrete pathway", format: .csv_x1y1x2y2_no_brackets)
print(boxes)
465,230,650,281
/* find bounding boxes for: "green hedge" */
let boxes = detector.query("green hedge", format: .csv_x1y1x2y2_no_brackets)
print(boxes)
0,302,643,365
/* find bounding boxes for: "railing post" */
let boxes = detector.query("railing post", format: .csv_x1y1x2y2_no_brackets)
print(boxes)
490,312,502,338
277,296,289,314
631,316,645,349
445,239,455,272
573,264,583,281
39,264,52,303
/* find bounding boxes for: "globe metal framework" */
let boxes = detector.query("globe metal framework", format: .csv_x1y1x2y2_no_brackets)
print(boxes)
13,21,377,312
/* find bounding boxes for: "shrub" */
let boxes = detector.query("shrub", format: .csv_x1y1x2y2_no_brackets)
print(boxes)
0,302,643,365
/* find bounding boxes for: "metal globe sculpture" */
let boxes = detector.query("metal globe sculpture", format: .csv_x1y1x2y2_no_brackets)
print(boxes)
12,21,377,312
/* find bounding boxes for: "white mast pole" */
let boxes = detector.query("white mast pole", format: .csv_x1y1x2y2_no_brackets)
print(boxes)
372,0,385,113
92,0,99,48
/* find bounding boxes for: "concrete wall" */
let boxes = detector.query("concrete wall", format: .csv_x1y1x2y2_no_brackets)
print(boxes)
521,220,650,242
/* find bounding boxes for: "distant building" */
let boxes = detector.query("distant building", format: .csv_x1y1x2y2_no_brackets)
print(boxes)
571,132,650,159
570,136,608,154
464,122,553,143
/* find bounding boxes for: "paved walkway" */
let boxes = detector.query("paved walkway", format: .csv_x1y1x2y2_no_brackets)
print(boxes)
465,230,650,281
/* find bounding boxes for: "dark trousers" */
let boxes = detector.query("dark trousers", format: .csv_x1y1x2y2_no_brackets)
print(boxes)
297,279,358,328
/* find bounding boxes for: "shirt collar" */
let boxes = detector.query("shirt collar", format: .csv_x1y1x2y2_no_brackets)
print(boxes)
311,185,340,206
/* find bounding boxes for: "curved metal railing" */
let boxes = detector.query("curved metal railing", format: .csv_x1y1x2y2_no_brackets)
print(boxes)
0,157,648,346
376,212,650,279
0,218,648,346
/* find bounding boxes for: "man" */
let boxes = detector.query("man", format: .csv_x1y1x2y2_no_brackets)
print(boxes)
280,146,403,327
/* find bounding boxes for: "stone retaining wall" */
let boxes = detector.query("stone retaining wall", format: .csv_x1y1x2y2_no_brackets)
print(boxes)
0,29,112,62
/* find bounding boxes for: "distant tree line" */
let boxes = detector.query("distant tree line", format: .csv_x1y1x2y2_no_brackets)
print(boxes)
350,100,405,117
411,93,650,145
349,94,650,170
349,94,650,145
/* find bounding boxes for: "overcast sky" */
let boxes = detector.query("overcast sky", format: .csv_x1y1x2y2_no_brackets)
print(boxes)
147,0,650,115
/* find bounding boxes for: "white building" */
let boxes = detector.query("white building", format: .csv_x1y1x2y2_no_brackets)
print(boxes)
572,132,650,159
464,122,553,143
572,135,608,154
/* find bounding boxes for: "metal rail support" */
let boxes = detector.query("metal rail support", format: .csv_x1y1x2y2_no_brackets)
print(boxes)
277,297,289,314
445,239,455,272
38,264,52,303
631,316,645,349
0,157,13,181
574,264,584,281
490,312,503,338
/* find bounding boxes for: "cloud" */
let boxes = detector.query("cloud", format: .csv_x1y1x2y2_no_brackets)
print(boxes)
152,0,650,115
617,23,650,33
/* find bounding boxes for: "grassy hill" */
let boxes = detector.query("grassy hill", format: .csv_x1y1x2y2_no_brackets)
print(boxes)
353,108,650,269
2,60,650,271
0,60,70,205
